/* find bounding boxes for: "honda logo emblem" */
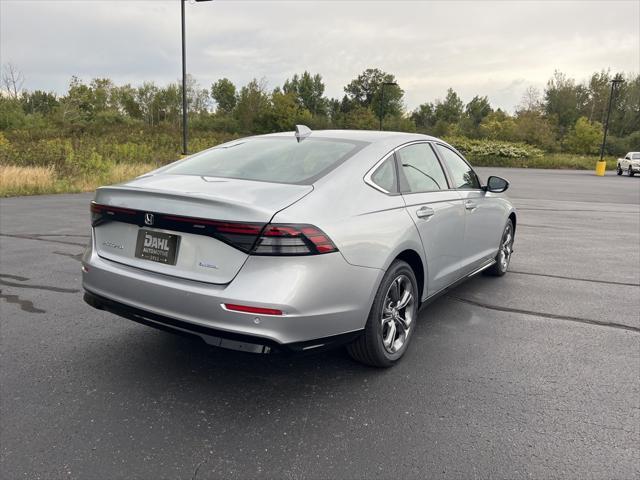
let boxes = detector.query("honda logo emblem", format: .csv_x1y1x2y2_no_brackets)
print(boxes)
144,213,154,226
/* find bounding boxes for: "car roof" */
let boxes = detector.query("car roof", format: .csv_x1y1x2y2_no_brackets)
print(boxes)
258,129,441,144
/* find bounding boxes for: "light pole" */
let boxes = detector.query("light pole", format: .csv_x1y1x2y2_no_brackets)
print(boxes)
181,0,212,156
379,81,397,130
596,75,624,176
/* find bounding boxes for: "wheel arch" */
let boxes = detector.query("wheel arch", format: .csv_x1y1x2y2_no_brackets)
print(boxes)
394,249,425,304
508,211,517,235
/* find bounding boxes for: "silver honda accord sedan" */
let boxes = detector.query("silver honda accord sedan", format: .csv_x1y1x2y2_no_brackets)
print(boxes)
82,127,516,367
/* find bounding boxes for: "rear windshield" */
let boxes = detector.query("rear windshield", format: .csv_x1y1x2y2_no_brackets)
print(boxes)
163,137,367,184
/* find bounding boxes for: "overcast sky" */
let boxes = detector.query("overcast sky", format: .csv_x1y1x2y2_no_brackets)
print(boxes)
1,0,638,112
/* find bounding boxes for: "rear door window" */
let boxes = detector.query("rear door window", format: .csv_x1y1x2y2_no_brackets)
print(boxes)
397,143,448,193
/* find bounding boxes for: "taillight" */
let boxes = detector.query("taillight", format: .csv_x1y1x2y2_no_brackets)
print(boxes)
91,202,136,226
89,202,337,256
163,216,263,252
252,224,338,256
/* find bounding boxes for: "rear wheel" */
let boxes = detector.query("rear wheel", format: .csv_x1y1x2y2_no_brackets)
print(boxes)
484,219,514,277
629,167,636,177
347,260,418,368
617,164,623,175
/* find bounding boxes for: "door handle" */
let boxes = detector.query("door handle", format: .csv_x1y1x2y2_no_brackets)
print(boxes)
416,206,435,219
465,200,477,210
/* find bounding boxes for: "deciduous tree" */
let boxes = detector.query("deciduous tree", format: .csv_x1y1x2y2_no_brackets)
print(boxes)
211,78,237,114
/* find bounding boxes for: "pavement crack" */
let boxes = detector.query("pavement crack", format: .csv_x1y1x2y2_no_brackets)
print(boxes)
448,295,640,333
0,275,79,293
53,251,83,262
0,233,86,247
516,207,638,213
0,291,46,313
291,370,319,478
0,273,29,281
192,459,207,480
518,223,559,229
509,270,640,287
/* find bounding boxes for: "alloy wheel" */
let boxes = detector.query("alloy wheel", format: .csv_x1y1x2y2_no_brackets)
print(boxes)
498,223,514,271
381,275,415,354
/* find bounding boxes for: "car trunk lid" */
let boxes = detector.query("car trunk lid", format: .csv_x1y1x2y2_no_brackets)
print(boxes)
92,174,313,284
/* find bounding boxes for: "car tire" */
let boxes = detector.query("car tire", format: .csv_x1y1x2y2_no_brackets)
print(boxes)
617,165,623,175
483,219,514,277
629,167,635,177
347,260,418,368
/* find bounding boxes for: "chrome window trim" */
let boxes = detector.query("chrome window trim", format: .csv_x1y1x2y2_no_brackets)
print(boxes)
365,140,454,195
364,151,398,194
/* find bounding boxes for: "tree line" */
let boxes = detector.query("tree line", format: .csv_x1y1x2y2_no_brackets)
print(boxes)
1,65,638,155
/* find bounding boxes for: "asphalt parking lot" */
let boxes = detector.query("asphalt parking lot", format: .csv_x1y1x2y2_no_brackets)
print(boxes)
1,168,639,479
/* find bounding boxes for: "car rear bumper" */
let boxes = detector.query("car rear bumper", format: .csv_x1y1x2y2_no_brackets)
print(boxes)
83,289,362,353
82,236,382,347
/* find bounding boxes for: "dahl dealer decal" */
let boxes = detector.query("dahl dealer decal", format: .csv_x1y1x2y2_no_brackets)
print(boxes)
135,229,178,264
143,233,170,252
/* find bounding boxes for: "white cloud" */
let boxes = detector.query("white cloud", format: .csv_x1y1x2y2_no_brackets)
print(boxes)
1,0,638,112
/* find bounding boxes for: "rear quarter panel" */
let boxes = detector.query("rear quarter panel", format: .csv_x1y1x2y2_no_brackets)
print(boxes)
271,142,426,273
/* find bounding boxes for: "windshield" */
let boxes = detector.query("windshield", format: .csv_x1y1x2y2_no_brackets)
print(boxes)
632,153,640,160
163,137,367,184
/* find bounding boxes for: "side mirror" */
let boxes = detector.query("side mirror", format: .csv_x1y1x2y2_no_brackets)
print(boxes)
486,176,509,193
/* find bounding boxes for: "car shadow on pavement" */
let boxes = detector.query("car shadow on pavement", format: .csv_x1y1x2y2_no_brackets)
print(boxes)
69,294,471,406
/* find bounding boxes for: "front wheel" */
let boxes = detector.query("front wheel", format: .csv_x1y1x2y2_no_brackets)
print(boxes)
617,164,623,175
484,219,514,277
629,167,636,177
347,260,418,368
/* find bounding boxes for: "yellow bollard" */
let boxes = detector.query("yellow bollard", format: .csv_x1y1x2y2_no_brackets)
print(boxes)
595,160,607,176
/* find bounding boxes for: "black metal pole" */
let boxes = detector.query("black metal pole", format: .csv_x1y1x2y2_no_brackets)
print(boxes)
599,78,624,162
379,86,385,131
599,82,616,161
181,0,188,155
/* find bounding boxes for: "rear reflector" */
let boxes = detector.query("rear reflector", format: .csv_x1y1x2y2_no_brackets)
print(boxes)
223,303,284,316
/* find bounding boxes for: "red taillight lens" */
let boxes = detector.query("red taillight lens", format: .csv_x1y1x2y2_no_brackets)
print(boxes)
89,202,337,256
91,202,136,225
252,224,338,256
223,303,283,316
162,216,263,252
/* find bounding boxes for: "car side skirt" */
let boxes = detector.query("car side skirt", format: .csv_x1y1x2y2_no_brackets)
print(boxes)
419,258,496,311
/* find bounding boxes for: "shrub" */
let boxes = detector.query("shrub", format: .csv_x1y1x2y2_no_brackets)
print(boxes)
563,117,602,155
444,136,544,162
